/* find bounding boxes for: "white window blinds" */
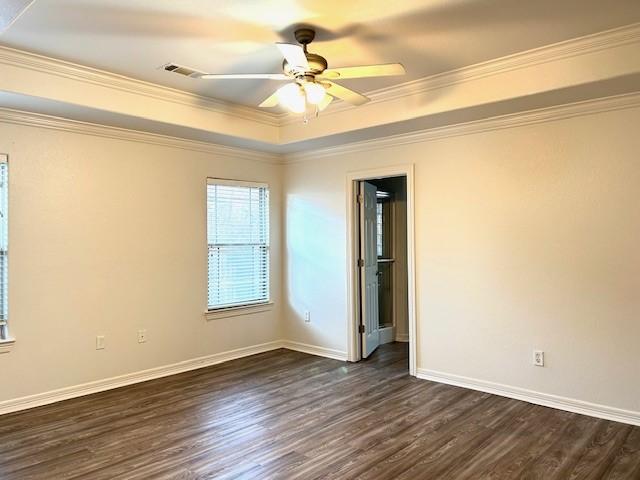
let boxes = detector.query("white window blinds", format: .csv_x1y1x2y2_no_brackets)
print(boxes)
0,156,8,340
207,179,270,310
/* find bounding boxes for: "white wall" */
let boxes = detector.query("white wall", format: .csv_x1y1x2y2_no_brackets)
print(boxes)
0,122,283,402
2,102,639,417
283,105,640,413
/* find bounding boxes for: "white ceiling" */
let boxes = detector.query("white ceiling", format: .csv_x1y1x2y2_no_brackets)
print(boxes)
1,0,640,109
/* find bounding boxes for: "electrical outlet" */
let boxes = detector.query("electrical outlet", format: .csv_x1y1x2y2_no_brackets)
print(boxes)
138,329,147,343
533,350,544,367
304,311,311,323
96,335,105,350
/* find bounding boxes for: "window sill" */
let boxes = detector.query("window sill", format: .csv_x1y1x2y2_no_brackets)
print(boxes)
205,302,274,321
0,338,15,354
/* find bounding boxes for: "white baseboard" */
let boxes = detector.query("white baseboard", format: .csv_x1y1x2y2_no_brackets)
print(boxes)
0,341,283,415
281,340,348,361
11,343,634,426
379,326,396,345
395,333,409,342
0,339,351,416
417,368,640,427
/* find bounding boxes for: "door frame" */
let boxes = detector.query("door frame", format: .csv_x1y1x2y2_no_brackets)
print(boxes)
346,164,417,376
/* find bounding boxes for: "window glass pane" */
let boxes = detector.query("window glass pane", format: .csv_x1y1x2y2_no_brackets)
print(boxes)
207,181,269,309
376,201,383,257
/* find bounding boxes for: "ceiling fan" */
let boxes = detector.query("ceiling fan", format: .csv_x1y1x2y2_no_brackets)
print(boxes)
196,27,406,117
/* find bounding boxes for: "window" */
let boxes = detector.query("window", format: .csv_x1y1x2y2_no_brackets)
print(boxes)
0,156,7,340
376,201,383,257
207,179,270,310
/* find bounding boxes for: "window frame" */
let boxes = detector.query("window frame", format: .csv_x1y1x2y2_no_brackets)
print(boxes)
205,178,272,318
376,195,394,260
0,154,12,351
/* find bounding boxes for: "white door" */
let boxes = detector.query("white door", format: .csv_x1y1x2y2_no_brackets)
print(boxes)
360,181,380,358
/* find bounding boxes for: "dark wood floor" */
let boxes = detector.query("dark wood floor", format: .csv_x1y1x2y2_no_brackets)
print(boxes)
1,343,639,479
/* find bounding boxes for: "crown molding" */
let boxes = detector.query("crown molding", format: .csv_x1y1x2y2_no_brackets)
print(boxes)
279,22,640,125
0,107,283,164
1,22,639,156
284,91,640,163
0,45,281,127
3,91,638,166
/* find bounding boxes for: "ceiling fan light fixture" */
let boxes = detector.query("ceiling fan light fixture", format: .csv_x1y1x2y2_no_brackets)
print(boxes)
303,81,326,105
276,82,306,113
198,27,405,117
317,94,333,111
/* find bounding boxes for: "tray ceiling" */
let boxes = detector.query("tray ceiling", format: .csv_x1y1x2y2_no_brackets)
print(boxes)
2,0,640,108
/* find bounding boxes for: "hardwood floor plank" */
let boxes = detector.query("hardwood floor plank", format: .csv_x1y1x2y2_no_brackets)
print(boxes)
605,428,640,479
359,395,526,480
475,406,574,479
562,420,634,479
1,343,638,479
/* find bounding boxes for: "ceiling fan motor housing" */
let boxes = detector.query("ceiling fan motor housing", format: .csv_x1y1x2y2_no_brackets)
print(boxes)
282,28,328,79
283,52,328,79
294,28,316,46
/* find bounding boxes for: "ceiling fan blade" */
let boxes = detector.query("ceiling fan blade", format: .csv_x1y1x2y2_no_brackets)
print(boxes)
319,63,406,80
198,73,289,80
258,91,279,108
276,43,309,70
324,82,370,106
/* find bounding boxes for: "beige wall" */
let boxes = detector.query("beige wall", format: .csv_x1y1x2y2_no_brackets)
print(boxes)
0,123,283,402
283,105,640,412
2,103,639,416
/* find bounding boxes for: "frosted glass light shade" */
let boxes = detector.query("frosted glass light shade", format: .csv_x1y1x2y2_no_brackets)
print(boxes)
276,83,306,113
303,82,326,105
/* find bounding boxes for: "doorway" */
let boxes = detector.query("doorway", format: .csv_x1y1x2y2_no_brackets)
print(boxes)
346,165,416,375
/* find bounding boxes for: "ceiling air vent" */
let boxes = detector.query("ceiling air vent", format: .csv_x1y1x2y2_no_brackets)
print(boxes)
161,63,204,78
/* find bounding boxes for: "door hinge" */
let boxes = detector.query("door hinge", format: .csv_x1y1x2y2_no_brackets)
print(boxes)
357,194,364,204
357,258,364,267
358,324,365,334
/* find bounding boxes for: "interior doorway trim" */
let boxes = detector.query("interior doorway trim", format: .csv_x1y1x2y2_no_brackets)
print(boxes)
345,164,417,376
